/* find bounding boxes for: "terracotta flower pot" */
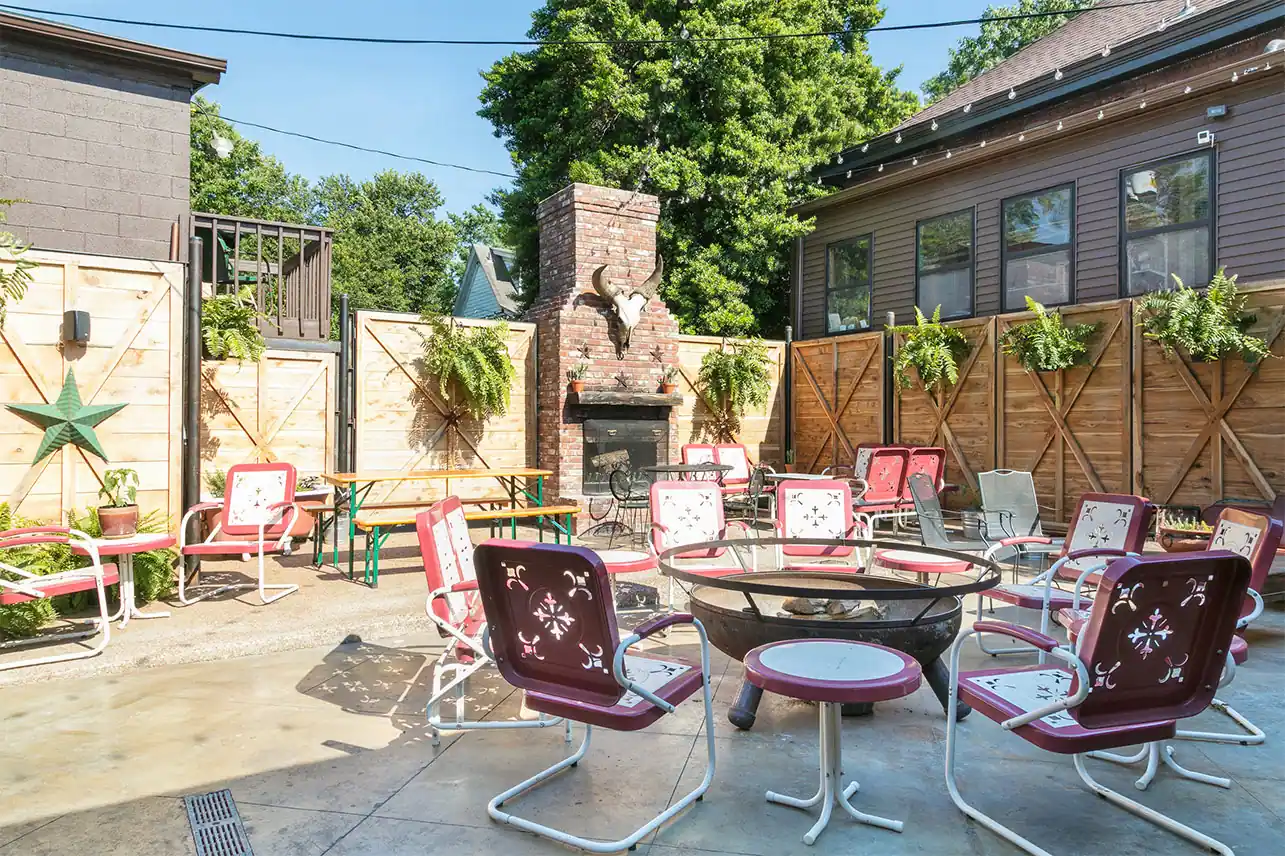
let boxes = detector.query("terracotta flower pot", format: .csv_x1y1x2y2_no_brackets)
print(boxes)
202,503,316,541
98,505,139,537
1158,526,1210,553
569,380,585,393
660,382,677,394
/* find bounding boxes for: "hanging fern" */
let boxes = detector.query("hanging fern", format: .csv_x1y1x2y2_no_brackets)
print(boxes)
0,199,35,324
698,339,771,440
1000,296,1099,372
1136,268,1270,363
888,306,971,391
420,315,516,421
203,285,267,361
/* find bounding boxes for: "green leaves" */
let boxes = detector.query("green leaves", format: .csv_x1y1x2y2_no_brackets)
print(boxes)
698,338,772,439
999,296,1098,372
0,198,35,324
480,0,917,336
202,286,268,362
1137,268,1271,363
420,316,517,421
889,306,971,391
99,467,139,509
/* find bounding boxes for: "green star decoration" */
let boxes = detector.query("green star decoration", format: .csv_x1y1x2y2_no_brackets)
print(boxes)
6,368,127,464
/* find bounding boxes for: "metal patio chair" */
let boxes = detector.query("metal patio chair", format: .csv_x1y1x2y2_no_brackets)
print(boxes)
945,551,1252,856
178,461,302,605
650,480,756,608
714,443,776,505
0,527,117,671
416,497,570,745
681,443,720,480
473,540,715,853
979,469,1064,570
723,464,773,529
850,446,910,534
608,468,650,549
771,478,866,571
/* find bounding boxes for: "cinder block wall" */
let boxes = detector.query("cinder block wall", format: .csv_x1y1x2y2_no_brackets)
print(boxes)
0,41,193,261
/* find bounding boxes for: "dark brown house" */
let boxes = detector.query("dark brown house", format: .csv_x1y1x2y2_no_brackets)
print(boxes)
791,0,1284,340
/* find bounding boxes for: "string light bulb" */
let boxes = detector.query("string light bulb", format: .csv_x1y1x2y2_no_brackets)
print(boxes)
963,103,972,113
1101,45,1111,57
837,154,844,163
861,143,869,152
979,140,987,148
1139,100,1147,109
894,132,902,143
945,149,952,159
1184,85,1192,93
1018,133,1025,141
877,163,884,172
931,119,939,131
846,170,852,179
1056,120,1064,131
1097,109,1105,120
1054,68,1064,81
1008,87,1017,99
1231,71,1239,82
912,157,919,166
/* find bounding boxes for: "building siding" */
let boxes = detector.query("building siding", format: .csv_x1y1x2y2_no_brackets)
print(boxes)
799,77,1285,339
0,39,194,261
457,264,501,319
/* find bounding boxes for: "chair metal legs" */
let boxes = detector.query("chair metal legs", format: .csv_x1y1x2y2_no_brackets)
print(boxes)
1089,742,1231,791
427,650,571,747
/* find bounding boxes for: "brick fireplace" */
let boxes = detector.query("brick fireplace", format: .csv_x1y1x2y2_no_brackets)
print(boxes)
527,184,681,526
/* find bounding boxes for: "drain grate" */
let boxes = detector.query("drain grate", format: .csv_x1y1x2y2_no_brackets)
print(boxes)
184,789,255,856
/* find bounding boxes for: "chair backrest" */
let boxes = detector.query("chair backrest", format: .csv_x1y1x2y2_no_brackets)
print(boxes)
220,462,297,538
415,496,480,628
715,444,752,484
776,479,855,557
1062,493,1152,572
903,447,946,500
1073,551,1250,731
473,539,623,707
852,443,881,480
1205,508,1283,616
650,480,727,558
861,446,910,503
681,444,719,480
979,469,1043,539
907,472,954,549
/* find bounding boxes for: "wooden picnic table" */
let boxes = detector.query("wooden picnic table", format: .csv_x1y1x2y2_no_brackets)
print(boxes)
320,468,554,584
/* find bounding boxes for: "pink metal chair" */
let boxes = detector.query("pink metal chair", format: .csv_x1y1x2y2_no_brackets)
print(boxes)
974,492,1152,657
681,443,719,480
650,480,755,607
772,478,866,571
850,446,910,533
0,527,117,671
900,446,947,508
946,551,1252,856
178,461,302,605
473,540,715,853
416,497,571,745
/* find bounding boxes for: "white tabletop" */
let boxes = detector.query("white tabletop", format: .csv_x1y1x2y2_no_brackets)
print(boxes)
876,548,963,565
764,472,834,482
759,640,906,682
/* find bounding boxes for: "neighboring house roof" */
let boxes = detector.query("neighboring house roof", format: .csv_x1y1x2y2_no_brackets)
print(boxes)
452,244,519,319
0,10,226,85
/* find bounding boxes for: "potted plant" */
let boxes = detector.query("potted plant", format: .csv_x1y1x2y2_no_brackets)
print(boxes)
421,315,516,420
1136,268,1271,363
888,306,970,392
660,365,678,394
1155,508,1213,553
698,339,771,441
999,297,1099,373
202,285,268,362
97,467,140,537
566,362,588,394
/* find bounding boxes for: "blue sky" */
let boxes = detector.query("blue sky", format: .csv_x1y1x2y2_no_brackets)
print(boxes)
21,1,993,212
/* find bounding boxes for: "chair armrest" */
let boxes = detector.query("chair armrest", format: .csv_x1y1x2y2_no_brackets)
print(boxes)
649,522,671,557
1237,589,1264,629
1064,547,1129,562
973,620,1060,652
186,501,225,515
983,536,1053,561
725,520,752,538
850,478,870,500
633,612,695,639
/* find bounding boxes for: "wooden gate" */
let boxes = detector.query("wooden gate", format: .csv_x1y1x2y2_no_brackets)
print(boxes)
200,349,336,483
998,300,1132,524
672,335,785,463
0,251,182,522
1135,285,1285,506
353,311,536,503
894,317,996,496
790,332,884,473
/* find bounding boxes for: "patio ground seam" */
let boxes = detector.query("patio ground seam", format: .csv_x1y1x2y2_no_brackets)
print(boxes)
0,816,62,851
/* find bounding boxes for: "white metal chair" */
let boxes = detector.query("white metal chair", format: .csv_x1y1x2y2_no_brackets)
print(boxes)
178,461,302,605
771,478,866,571
649,480,755,608
0,527,116,671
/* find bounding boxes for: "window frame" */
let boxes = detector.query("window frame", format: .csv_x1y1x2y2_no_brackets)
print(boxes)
823,234,874,336
1118,149,1216,297
915,207,976,320
999,182,1077,312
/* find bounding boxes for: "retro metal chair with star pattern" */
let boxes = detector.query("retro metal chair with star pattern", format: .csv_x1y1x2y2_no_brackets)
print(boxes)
945,551,1252,856
771,478,867,571
649,480,756,608
473,540,715,853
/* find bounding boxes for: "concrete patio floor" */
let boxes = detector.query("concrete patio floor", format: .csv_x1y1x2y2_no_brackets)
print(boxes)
1,568,1282,856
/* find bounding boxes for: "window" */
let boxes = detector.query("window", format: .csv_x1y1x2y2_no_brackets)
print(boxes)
1121,151,1213,295
1002,184,1075,311
825,236,872,334
916,209,974,319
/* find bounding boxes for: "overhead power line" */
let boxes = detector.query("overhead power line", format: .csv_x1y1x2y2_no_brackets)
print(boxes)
198,108,518,179
1,2,1166,47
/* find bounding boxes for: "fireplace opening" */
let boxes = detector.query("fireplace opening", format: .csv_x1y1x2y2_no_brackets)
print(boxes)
582,419,668,496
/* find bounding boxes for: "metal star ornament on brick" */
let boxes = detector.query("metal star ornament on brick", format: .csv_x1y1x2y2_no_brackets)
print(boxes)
6,368,126,464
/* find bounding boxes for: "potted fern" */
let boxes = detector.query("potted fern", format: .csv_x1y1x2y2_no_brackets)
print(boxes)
421,316,516,422
660,365,679,394
203,285,268,362
97,467,139,537
1000,297,1099,373
1136,268,1271,363
888,306,970,391
698,339,771,440
566,362,588,394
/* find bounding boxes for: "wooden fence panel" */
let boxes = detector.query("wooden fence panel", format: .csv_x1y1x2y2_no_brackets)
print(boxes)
0,251,182,523
672,335,786,465
790,332,883,473
1135,285,1285,506
354,311,537,504
998,300,1132,525
894,317,996,496
200,349,335,487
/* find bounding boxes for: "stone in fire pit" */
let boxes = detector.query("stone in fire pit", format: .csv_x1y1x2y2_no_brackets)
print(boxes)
779,597,887,621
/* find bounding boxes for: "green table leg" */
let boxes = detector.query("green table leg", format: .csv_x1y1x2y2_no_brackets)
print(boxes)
347,483,361,581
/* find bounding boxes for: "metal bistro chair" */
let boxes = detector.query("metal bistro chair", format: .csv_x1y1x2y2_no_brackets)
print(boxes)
979,469,1064,573
945,551,1252,856
472,540,715,853
723,465,773,530
608,468,651,549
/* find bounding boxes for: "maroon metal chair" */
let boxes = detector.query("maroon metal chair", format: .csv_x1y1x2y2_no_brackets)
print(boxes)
946,551,1252,856
473,540,715,852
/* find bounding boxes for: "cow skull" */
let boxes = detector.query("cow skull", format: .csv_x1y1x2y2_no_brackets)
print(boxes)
590,255,664,353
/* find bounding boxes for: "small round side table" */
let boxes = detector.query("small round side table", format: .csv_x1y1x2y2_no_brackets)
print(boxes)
593,549,657,576
743,639,921,846
873,547,973,583
71,534,175,627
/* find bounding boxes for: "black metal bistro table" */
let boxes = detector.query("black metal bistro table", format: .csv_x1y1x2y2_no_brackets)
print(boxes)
640,462,732,481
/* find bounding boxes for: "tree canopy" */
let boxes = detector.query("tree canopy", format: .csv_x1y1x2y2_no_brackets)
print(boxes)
920,0,1090,104
480,0,917,337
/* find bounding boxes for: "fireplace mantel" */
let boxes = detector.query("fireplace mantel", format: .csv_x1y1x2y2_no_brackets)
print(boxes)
575,390,683,407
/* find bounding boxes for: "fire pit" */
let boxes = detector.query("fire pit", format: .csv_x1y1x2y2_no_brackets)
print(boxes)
657,537,1002,729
